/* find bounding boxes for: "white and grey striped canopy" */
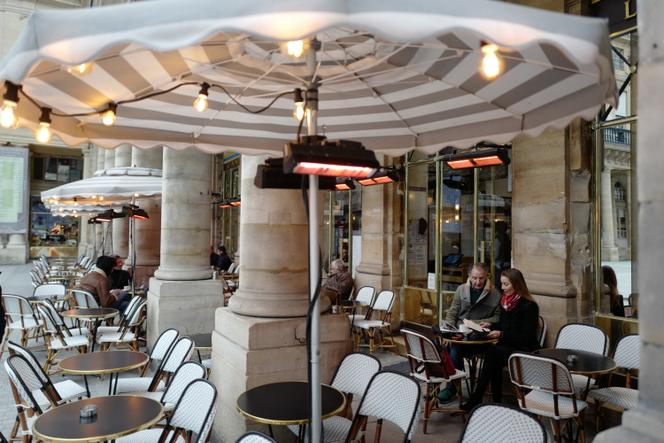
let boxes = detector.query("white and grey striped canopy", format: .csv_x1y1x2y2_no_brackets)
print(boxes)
0,0,617,155
41,167,162,209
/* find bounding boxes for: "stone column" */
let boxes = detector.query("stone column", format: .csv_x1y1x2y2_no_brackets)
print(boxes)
512,124,593,344
104,149,115,170
601,168,619,261
595,2,664,440
212,155,349,442
112,145,132,258
147,148,222,347
96,147,105,173
130,147,163,284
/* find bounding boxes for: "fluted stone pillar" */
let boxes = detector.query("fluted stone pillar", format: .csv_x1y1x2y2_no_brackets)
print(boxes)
595,3,664,441
147,148,222,348
95,147,105,173
112,145,132,258
129,147,163,284
601,169,619,261
104,149,115,170
212,155,348,442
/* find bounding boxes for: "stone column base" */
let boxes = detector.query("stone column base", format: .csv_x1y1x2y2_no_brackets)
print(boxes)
211,308,352,443
147,278,223,348
595,408,664,443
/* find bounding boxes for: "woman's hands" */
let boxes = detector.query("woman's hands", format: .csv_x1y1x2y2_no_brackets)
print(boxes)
487,330,502,339
479,321,492,329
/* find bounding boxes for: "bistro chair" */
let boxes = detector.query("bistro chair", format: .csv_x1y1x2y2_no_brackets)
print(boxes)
115,336,194,394
96,295,143,333
401,328,467,433
39,298,88,337
346,371,421,443
536,316,547,348
97,300,147,351
460,403,546,443
587,334,640,430
1,294,44,360
236,432,277,443
138,361,207,413
353,289,396,352
117,379,217,443
35,304,89,373
71,289,100,309
347,286,376,322
555,323,609,395
288,352,382,441
508,353,587,443
139,327,180,376
33,283,68,310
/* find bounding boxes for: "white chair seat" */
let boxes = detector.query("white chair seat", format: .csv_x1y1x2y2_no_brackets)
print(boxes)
32,380,86,407
572,373,597,394
65,326,89,336
202,358,212,369
288,415,351,443
353,319,388,330
347,314,367,325
96,325,122,334
8,318,42,330
116,428,182,443
50,334,89,350
588,387,638,411
97,331,137,344
411,368,466,384
114,377,165,394
522,390,587,419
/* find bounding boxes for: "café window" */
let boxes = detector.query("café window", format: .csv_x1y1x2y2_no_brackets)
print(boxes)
30,196,79,247
32,156,82,182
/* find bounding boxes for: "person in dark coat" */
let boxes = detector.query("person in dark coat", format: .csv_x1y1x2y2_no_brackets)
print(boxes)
217,245,232,272
109,255,131,290
461,268,540,411
210,246,220,268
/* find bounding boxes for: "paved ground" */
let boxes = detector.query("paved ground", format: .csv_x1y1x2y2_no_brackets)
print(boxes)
0,264,612,442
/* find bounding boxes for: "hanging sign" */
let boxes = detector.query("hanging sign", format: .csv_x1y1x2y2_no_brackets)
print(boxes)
589,0,636,35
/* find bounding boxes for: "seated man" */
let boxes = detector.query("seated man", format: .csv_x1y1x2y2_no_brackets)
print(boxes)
323,259,353,304
437,262,501,402
75,256,131,311
109,255,131,290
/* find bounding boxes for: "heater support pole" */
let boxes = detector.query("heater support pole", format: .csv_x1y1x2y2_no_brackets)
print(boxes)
306,45,322,443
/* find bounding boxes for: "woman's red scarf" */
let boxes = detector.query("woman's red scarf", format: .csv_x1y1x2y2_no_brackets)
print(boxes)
501,292,521,311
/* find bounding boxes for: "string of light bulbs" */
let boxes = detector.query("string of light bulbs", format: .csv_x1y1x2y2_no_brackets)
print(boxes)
0,39,504,145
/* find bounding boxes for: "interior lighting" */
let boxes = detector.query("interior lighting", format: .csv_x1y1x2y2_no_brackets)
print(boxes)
443,147,510,170
480,42,503,80
335,179,355,191
293,88,305,121
99,196,104,201
66,62,94,76
193,83,210,112
35,107,53,144
286,40,305,58
284,136,379,179
0,81,20,129
101,104,117,126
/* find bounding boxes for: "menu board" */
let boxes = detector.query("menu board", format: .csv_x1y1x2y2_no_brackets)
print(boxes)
0,146,29,233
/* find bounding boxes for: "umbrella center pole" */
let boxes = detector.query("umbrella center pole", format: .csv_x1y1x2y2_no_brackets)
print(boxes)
306,66,322,442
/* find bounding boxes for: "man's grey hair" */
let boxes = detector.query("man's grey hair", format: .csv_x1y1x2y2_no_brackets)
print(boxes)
331,259,348,272
471,262,489,273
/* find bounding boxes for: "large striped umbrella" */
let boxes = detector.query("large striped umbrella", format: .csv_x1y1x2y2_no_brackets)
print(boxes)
0,0,616,155
0,2,616,440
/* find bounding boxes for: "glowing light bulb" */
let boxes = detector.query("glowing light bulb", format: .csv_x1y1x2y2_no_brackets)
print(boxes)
35,122,52,144
193,93,208,112
102,108,116,126
99,196,104,201
0,100,17,128
293,102,305,121
66,63,94,76
480,43,502,80
286,40,305,58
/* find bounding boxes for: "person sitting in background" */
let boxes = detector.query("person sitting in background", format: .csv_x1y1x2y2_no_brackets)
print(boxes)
75,256,131,311
324,259,353,304
461,268,539,411
436,262,501,402
209,246,220,268
602,265,625,317
217,245,232,271
109,255,131,290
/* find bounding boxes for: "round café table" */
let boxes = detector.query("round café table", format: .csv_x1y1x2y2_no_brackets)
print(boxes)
535,348,617,397
32,396,163,443
237,381,346,442
61,308,118,352
59,351,149,397
441,334,499,391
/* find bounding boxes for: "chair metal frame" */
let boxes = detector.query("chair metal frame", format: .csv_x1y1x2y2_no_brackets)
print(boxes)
353,289,396,352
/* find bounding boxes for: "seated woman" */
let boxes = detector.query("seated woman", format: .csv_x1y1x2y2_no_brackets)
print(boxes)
75,256,131,311
602,265,625,317
461,268,539,411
